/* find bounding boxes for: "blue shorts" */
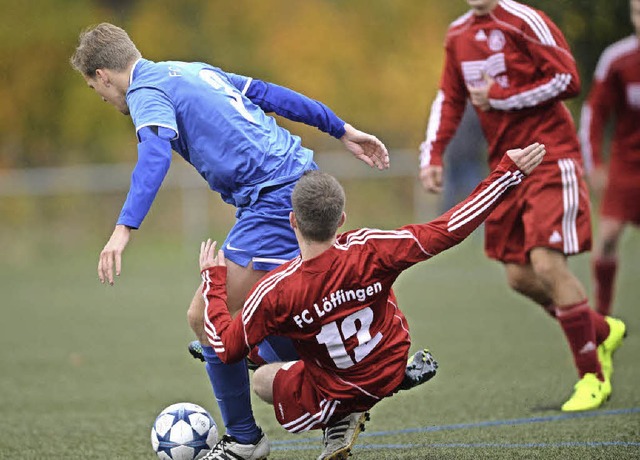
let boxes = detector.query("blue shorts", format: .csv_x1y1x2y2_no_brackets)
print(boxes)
223,175,310,272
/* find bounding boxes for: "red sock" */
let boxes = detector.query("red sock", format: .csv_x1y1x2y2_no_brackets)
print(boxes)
593,257,617,316
589,309,610,346
555,300,604,381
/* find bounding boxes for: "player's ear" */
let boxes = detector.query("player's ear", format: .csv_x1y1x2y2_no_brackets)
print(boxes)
289,212,297,230
95,68,110,86
337,212,346,229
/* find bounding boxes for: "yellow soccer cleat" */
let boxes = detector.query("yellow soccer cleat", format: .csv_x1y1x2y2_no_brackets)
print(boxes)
561,373,609,412
597,316,627,382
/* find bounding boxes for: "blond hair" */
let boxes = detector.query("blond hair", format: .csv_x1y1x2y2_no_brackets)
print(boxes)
70,23,141,77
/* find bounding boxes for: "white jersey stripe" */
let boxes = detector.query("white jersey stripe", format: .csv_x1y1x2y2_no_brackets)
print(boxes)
450,171,518,227
490,73,572,110
201,270,226,353
449,171,523,231
448,173,522,232
335,229,433,257
242,258,303,325
420,90,445,168
594,36,639,81
578,105,594,173
500,0,555,46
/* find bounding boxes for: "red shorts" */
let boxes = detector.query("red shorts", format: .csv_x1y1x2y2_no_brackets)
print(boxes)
484,159,592,264
272,361,382,434
601,182,640,225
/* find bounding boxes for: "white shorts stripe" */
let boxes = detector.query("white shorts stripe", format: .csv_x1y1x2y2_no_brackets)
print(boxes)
559,159,579,254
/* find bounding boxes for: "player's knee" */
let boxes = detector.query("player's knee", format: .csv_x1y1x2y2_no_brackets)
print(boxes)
252,367,274,404
506,269,531,294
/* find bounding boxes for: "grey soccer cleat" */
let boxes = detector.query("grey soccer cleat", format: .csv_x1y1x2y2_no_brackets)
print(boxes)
397,348,438,391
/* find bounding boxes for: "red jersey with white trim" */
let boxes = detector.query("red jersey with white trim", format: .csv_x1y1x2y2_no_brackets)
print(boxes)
203,155,525,402
420,0,581,170
579,35,640,184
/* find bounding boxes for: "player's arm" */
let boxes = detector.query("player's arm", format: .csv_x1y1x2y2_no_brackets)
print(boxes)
579,48,617,190
419,37,467,193
377,143,545,272
97,125,173,285
199,240,271,363
228,74,388,170
484,14,580,111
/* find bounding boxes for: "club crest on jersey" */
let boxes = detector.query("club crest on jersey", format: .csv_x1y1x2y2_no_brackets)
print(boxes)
488,30,506,52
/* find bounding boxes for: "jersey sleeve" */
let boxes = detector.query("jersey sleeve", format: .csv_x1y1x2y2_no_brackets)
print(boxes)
116,126,173,228
419,37,467,168
202,266,278,363
488,11,580,111
241,79,346,138
374,153,525,272
579,50,618,172
127,87,179,140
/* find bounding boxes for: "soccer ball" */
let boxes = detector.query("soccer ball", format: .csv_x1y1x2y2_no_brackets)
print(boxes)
151,402,218,460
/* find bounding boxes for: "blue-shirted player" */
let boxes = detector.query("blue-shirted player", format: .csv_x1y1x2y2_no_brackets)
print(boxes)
71,23,389,460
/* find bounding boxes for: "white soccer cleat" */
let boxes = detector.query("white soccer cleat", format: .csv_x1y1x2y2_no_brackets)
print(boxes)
317,412,369,460
201,430,269,460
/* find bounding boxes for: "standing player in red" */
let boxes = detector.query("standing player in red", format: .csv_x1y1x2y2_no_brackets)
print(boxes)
199,143,545,460
580,0,640,317
418,0,626,411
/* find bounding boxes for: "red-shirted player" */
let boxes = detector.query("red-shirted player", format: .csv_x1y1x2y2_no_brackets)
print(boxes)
418,0,626,412
200,143,545,460
580,0,640,317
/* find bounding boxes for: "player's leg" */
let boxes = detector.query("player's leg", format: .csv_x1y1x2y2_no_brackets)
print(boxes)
504,263,555,316
592,217,625,316
267,360,370,460
190,259,269,449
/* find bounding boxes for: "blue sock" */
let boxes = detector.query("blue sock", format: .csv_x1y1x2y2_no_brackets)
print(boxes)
201,345,261,444
257,336,299,363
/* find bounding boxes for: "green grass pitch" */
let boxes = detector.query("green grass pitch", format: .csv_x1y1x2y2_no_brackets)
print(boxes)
1,233,638,459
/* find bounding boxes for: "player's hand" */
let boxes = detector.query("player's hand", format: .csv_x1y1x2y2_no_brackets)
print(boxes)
587,165,608,195
98,224,131,285
506,143,546,175
340,123,390,170
199,239,226,271
467,73,494,112
419,165,443,193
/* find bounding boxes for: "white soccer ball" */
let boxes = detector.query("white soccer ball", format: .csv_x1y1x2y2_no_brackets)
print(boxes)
151,402,218,460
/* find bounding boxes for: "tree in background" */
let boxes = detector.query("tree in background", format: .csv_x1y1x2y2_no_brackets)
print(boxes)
0,0,632,169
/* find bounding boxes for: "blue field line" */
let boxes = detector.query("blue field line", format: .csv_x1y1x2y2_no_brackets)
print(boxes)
272,441,640,452
270,406,640,448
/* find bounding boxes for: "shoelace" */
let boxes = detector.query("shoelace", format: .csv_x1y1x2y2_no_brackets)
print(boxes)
202,436,233,459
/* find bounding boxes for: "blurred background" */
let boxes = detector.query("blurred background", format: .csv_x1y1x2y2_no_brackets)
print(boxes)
0,0,633,258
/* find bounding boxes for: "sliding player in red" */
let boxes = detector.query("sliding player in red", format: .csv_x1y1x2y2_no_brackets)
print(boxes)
200,143,545,460
418,0,626,411
580,0,640,317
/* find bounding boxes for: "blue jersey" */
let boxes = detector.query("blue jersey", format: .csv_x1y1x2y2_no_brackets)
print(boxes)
119,58,345,228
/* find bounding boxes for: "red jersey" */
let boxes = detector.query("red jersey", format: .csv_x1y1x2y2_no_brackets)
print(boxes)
203,154,525,403
580,35,640,185
420,0,581,170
